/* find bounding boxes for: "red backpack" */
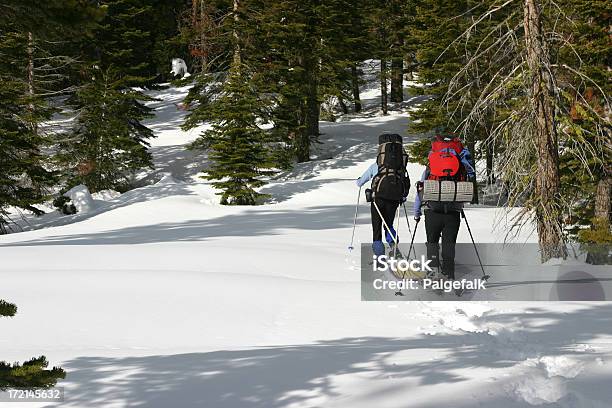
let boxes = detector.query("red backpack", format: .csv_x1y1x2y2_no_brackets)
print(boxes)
427,136,467,181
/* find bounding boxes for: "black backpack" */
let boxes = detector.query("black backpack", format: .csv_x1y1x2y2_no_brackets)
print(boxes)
371,133,410,201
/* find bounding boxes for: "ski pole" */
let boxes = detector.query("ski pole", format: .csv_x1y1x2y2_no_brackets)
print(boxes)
392,204,400,258
402,203,416,259
373,200,405,297
407,217,419,263
348,185,362,251
460,209,490,280
396,216,420,296
400,216,420,279
393,205,403,297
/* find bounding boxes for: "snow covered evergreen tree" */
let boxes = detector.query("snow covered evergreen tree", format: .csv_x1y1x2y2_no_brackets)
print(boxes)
58,67,154,192
96,0,157,87
198,66,274,205
184,0,275,204
54,0,162,193
0,29,57,232
408,0,487,138
251,0,324,163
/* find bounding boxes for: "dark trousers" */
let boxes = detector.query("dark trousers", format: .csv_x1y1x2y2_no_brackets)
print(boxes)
371,197,399,242
425,209,460,279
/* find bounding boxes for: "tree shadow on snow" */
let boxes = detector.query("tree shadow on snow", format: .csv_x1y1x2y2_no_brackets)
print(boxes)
1,203,380,246
12,181,197,233
139,144,208,185
45,303,612,408
276,115,419,184
260,178,350,203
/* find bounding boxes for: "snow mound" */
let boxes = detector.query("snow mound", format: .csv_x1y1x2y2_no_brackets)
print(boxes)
508,373,568,405
170,58,190,78
420,302,493,333
91,189,121,201
158,174,179,185
538,356,584,379
64,184,96,213
507,356,586,406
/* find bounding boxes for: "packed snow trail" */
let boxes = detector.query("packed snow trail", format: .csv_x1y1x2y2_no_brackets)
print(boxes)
1,79,611,407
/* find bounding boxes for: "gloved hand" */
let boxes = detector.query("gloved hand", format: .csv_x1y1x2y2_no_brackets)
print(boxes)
467,173,476,182
414,216,421,222
400,196,407,203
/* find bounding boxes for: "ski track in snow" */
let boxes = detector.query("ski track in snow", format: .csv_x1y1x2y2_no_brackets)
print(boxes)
1,67,611,407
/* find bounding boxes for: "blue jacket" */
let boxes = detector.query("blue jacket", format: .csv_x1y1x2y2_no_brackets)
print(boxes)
413,147,475,218
356,162,409,204
356,162,379,187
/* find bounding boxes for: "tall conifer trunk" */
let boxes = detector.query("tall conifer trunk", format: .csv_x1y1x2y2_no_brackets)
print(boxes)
486,143,495,185
27,31,36,133
466,133,478,204
195,0,206,71
594,177,611,223
390,57,403,102
297,52,319,163
296,2,320,164
524,0,565,261
232,0,240,68
351,63,362,113
380,58,388,115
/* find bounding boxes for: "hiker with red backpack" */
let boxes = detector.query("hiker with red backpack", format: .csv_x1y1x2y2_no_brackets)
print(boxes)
356,134,410,258
413,135,476,280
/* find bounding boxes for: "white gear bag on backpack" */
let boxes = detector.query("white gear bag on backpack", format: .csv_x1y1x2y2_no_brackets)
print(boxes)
422,180,474,202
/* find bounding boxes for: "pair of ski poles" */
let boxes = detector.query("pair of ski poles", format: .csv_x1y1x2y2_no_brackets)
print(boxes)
348,188,488,281
351,191,418,296
348,186,416,259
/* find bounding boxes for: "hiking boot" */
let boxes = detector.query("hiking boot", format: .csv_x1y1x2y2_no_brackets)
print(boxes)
372,241,385,257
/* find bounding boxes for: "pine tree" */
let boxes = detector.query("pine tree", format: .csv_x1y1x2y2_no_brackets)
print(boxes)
259,0,324,163
95,0,188,83
406,0,496,192
0,300,65,389
186,0,274,205
0,0,100,389
556,0,611,242
409,0,476,134
54,0,159,193
149,0,191,82
95,0,157,87
437,0,610,259
185,0,379,167
0,1,99,230
366,0,394,115
0,29,57,232
198,67,274,205
316,0,372,114
387,0,412,104
58,67,154,192
181,0,232,74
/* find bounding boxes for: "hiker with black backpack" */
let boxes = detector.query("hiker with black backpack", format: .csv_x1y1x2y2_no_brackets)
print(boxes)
356,134,410,258
413,135,476,280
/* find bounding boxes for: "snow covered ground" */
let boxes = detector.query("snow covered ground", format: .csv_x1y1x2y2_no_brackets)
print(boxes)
1,68,611,407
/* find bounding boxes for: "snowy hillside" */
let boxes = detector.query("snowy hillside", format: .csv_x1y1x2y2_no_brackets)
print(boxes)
1,70,611,408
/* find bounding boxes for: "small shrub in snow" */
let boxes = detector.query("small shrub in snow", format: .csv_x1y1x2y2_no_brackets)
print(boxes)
53,196,77,215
